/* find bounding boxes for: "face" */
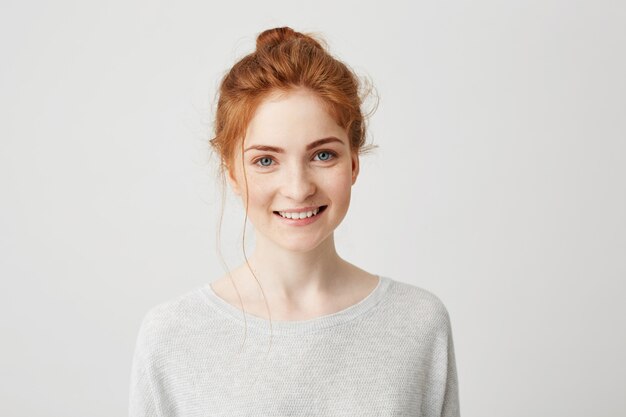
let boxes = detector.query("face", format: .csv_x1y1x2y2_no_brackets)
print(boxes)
228,87,359,253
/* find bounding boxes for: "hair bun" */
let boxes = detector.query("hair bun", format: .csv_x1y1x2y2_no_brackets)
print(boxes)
256,26,322,50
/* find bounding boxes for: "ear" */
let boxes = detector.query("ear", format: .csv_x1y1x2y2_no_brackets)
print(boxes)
351,151,360,185
227,165,242,196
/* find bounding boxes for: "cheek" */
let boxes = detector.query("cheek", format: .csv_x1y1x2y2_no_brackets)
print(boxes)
323,170,353,204
245,178,274,206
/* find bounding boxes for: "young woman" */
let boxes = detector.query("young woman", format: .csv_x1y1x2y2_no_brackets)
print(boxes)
129,27,460,417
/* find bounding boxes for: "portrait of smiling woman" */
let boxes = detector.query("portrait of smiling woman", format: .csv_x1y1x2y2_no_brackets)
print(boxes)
129,27,460,417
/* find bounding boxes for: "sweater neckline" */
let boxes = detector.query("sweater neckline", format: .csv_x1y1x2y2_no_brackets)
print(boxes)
200,275,391,334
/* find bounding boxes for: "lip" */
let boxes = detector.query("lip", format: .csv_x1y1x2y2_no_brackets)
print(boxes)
273,205,327,226
273,205,323,213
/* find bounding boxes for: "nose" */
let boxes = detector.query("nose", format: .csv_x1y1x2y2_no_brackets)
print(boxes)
281,163,316,202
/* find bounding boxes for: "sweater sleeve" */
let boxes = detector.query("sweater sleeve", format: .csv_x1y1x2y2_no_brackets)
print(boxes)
439,308,460,417
128,312,161,417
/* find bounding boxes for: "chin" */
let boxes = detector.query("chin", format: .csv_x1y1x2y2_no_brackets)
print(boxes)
273,232,334,253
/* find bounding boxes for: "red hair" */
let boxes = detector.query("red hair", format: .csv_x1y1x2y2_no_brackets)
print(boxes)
209,26,377,175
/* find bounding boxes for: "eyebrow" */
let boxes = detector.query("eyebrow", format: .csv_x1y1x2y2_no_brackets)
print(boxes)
244,137,345,153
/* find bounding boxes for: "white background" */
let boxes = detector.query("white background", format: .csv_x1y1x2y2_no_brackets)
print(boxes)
1,1,625,416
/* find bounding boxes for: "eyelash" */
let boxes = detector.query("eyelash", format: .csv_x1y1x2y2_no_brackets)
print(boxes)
252,150,338,168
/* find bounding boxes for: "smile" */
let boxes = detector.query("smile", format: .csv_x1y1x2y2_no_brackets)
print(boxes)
273,205,328,225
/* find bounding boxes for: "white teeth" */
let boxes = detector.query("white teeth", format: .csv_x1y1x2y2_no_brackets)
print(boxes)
278,207,320,219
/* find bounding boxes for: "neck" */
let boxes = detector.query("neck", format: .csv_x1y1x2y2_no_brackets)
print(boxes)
238,233,347,302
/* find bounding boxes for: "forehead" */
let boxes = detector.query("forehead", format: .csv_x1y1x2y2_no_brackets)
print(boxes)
244,88,347,147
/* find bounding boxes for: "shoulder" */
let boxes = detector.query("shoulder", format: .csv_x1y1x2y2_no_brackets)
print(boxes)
141,287,203,323
383,277,454,339
386,278,451,318
133,286,209,355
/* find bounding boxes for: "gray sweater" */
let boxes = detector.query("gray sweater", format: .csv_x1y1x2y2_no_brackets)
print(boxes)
128,275,460,416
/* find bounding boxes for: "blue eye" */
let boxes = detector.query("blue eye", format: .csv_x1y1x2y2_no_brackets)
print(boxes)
253,150,337,168
315,151,335,161
257,157,273,167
